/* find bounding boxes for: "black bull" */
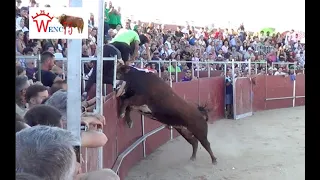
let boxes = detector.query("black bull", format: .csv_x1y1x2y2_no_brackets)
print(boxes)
116,65,217,164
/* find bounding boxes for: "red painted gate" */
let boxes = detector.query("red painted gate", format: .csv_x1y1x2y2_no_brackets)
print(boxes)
233,77,253,120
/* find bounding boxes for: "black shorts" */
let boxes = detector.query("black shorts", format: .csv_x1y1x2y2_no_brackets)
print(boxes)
110,42,133,62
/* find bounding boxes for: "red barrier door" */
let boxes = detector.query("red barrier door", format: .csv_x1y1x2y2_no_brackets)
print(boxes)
233,77,253,120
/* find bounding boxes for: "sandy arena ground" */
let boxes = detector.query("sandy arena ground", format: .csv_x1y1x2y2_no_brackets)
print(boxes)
125,106,305,180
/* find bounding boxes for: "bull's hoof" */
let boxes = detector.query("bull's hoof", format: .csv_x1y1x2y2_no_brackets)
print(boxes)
190,156,196,161
212,158,218,165
126,120,133,128
119,113,125,119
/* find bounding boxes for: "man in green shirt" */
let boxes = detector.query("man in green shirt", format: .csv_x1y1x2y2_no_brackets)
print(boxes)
115,6,122,28
104,2,110,36
106,1,119,29
110,29,150,65
168,60,182,73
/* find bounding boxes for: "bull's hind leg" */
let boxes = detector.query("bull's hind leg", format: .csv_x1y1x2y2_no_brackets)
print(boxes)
175,128,199,161
189,123,217,165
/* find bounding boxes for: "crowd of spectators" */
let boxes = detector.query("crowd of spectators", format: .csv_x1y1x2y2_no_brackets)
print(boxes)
15,0,305,179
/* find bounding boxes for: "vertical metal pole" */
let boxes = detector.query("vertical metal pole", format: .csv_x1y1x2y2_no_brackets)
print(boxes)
38,54,42,82
248,59,251,76
196,61,200,78
62,62,66,80
169,60,172,87
265,61,267,72
207,61,210,77
95,0,105,170
255,62,258,74
103,84,107,96
248,59,253,113
168,60,173,140
191,63,194,77
139,59,146,157
33,58,37,68
67,0,82,155
293,63,296,107
112,55,117,90
175,61,178,83
197,66,200,105
158,61,161,77
224,63,227,118
231,59,236,120
81,62,86,92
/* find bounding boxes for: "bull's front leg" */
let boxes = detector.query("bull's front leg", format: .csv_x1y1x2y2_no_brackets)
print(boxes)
124,106,133,128
118,97,134,128
118,97,130,119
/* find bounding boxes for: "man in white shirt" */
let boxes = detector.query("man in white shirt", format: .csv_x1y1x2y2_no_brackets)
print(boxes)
274,67,287,76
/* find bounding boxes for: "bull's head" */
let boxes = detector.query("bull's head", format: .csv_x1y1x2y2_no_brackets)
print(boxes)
56,14,67,22
116,65,131,80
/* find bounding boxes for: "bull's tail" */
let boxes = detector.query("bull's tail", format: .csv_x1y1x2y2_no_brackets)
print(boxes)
197,105,210,122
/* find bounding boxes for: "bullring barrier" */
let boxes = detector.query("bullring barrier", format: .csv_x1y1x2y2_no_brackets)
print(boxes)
16,54,305,179
84,60,304,179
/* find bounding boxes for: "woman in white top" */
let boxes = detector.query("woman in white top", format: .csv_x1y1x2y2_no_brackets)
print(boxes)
206,41,215,54
221,40,229,54
192,52,200,70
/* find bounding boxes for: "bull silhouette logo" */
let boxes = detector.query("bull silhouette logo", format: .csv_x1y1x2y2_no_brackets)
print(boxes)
56,14,84,34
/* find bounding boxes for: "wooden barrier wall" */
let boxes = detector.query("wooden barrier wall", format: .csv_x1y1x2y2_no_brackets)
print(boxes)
84,74,305,179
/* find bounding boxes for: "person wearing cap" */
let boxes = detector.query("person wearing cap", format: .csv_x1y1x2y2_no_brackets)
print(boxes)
244,47,255,60
217,54,224,61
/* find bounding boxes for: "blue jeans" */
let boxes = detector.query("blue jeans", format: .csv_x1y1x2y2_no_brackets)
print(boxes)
225,94,233,105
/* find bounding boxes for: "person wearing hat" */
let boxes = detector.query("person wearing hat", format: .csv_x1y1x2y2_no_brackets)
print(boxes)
217,54,224,61
244,47,255,60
